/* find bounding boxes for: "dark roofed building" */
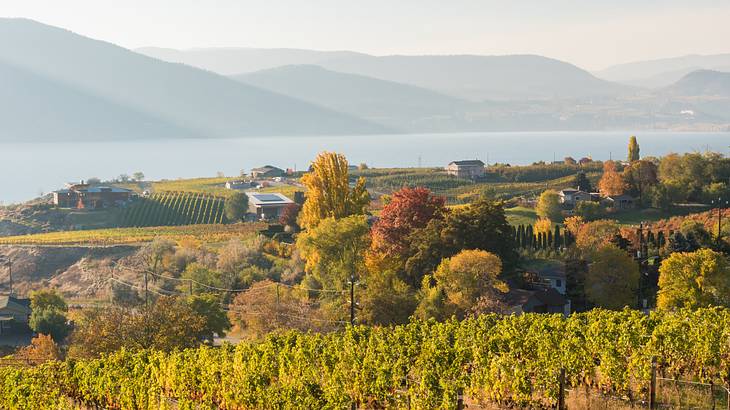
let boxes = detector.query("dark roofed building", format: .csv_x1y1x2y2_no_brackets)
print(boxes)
247,192,294,220
0,295,31,334
505,288,569,316
53,182,134,209
445,159,485,179
251,165,285,179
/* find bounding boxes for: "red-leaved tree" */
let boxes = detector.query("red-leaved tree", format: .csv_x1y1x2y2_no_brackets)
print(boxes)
371,187,446,257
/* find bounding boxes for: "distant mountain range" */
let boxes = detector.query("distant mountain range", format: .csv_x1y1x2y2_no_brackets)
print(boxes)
1,18,728,141
141,47,630,101
0,18,386,142
596,53,730,88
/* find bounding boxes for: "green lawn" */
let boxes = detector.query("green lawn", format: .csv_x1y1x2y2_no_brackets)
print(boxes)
505,206,538,226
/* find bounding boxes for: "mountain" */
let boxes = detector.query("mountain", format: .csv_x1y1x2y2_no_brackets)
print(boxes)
234,65,478,131
664,70,730,97
136,47,366,76
596,53,730,88
0,60,195,141
140,47,630,101
0,19,386,141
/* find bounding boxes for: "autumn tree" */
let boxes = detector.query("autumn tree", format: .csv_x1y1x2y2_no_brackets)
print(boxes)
68,296,206,358
14,334,61,365
371,187,446,257
622,160,658,202
296,215,371,290
299,152,370,229
598,160,626,196
432,249,507,317
657,249,730,310
536,190,563,222
585,244,639,310
575,219,621,253
627,135,640,162
224,192,249,222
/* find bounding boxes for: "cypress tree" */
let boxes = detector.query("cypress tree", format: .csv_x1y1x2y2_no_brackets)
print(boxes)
554,225,562,250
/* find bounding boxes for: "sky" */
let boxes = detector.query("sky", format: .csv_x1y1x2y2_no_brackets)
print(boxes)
3,0,730,71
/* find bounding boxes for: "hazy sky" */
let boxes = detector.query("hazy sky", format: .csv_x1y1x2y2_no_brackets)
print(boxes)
3,0,730,70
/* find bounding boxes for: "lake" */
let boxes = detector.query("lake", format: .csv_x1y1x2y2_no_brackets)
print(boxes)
2,131,728,204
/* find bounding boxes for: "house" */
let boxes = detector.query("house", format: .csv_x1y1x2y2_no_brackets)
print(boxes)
53,182,134,209
251,165,285,179
558,189,592,207
247,192,294,220
445,160,485,179
0,295,31,334
602,194,635,210
505,288,570,316
524,261,567,295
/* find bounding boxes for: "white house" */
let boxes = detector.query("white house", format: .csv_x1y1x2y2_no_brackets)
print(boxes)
445,160,485,179
558,189,592,207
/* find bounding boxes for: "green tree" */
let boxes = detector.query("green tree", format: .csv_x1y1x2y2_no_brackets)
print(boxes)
622,160,658,202
627,135,640,162
29,290,70,343
536,190,563,222
573,171,593,192
585,245,639,310
657,249,730,310
224,192,249,222
299,152,369,229
132,171,145,182
360,270,416,325
186,294,231,341
574,201,605,221
297,215,371,290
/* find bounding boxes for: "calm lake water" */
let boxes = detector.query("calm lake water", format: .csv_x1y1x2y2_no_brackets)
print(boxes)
2,131,729,204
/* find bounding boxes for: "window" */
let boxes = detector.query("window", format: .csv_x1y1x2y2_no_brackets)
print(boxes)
555,279,562,287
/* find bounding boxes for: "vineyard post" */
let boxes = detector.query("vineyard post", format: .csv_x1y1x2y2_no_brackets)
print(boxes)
650,356,657,409
144,270,149,307
275,283,280,325
188,279,193,296
709,381,715,410
558,367,565,410
456,388,464,410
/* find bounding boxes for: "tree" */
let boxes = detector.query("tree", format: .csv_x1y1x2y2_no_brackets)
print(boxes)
118,174,130,183
279,203,301,229
536,190,563,222
360,270,416,325
28,289,70,343
573,171,593,192
14,334,61,365
432,249,507,317
622,160,658,202
186,294,231,341
296,215,371,290
585,245,639,310
371,187,446,257
627,135,640,162
574,201,605,221
598,160,626,196
575,219,620,252
657,249,730,310
299,152,370,229
405,199,518,285
225,192,248,222
68,296,206,358
564,157,577,165
132,171,145,182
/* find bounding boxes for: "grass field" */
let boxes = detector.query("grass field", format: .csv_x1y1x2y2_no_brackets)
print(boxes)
0,223,265,246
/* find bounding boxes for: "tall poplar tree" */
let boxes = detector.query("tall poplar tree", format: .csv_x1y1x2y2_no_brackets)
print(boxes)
627,135,640,162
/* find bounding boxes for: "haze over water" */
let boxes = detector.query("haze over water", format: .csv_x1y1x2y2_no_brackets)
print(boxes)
3,131,728,204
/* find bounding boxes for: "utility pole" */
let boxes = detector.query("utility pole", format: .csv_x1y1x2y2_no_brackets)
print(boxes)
349,274,355,326
712,198,728,244
1,258,11,296
636,222,646,310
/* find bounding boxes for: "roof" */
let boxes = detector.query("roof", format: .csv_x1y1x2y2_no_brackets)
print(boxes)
54,185,132,194
448,160,485,167
251,165,284,173
248,193,294,206
505,288,566,308
605,194,634,201
559,188,578,194
0,295,32,313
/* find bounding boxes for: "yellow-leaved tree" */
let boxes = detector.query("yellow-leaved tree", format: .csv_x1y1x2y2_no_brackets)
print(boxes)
657,248,730,310
299,152,370,230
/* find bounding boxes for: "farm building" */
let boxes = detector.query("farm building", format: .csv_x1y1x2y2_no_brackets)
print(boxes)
445,160,485,179
602,194,635,210
558,189,593,207
250,165,285,179
53,182,134,209
247,193,294,220
505,288,570,316
0,295,31,334
225,180,250,190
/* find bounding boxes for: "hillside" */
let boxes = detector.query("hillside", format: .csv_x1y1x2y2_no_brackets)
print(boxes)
664,70,730,97
143,47,631,101
0,19,386,141
235,65,477,131
0,60,194,141
596,53,730,88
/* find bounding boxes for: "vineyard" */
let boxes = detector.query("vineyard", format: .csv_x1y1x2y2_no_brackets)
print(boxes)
119,192,227,227
1,308,729,409
0,223,264,246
